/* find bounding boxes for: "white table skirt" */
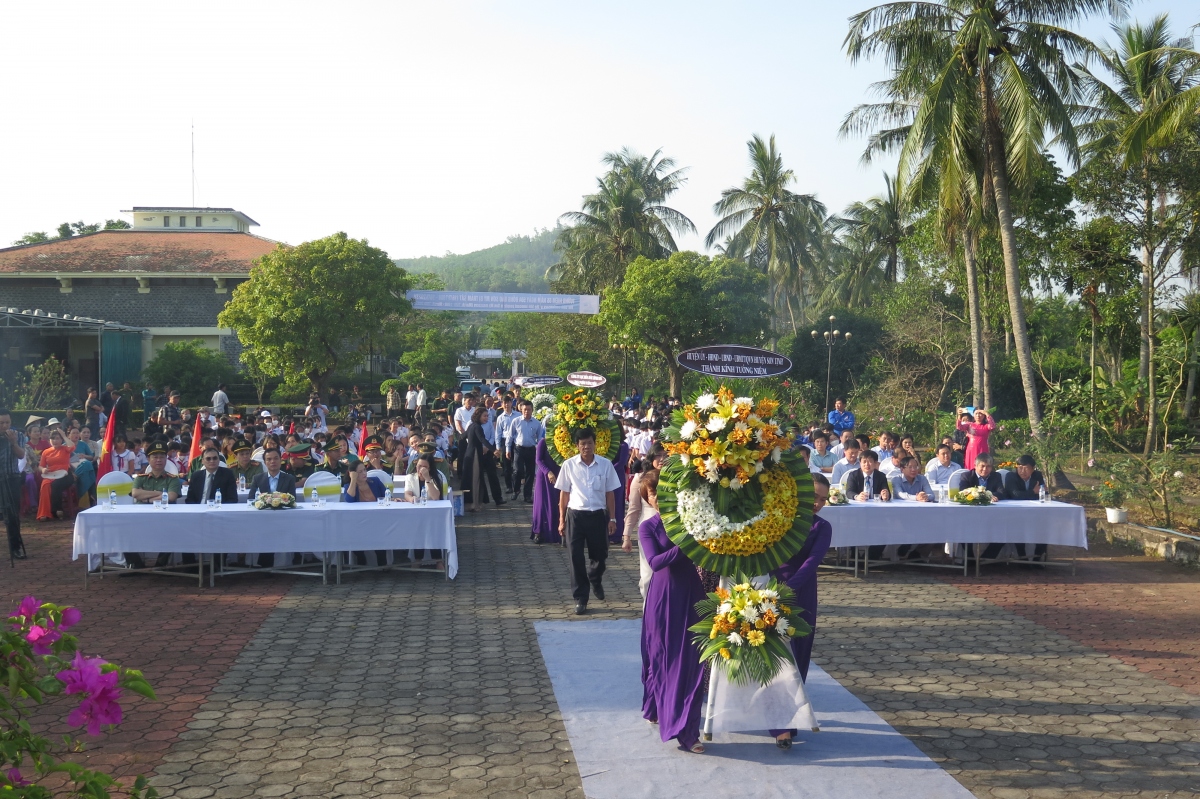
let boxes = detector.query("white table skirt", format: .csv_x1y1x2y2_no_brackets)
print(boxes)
72,500,459,578
820,499,1087,549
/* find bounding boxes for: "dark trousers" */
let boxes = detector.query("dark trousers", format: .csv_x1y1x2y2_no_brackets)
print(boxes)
566,508,608,604
470,449,504,509
499,438,513,492
513,446,536,500
49,474,73,515
2,475,24,556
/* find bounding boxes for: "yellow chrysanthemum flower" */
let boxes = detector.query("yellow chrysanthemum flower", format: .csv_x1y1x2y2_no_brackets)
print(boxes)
747,630,766,647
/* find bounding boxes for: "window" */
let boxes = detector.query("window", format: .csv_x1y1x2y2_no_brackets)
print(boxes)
179,216,187,227
196,216,202,227
163,216,169,227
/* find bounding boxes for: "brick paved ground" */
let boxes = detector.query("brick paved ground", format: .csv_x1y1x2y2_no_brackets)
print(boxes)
12,507,1200,797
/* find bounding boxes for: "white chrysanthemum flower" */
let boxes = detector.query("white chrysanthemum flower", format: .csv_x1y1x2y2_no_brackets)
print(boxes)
680,454,691,466
759,589,778,600
754,428,765,443
741,606,759,624
706,415,726,433
695,393,717,411
704,459,720,482
679,420,698,440
1174,470,1185,479
727,632,744,646
735,396,754,407
770,447,782,463
775,618,791,635
733,421,750,435
718,602,732,615
729,477,743,491
754,460,765,474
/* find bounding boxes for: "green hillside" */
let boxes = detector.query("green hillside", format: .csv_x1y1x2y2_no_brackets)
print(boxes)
396,228,559,293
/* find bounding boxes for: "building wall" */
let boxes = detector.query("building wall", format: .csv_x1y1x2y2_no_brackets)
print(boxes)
131,212,245,232
1,280,237,327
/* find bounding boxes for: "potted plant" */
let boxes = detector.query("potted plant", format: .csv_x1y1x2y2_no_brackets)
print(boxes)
1096,480,1127,523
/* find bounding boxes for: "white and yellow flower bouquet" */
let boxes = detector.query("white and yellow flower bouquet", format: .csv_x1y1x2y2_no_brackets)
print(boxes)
826,485,850,506
689,575,812,686
658,382,814,576
252,491,297,510
952,486,995,506
543,387,623,465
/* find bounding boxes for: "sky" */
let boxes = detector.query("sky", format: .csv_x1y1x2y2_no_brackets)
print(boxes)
0,0,1194,259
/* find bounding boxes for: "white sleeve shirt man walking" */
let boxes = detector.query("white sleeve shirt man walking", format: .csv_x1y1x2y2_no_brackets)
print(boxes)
556,428,621,615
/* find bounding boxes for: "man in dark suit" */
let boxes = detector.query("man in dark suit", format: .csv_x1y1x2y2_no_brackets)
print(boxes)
1001,454,1047,558
250,449,297,498
1002,454,1045,500
959,453,1008,558
184,449,239,505
844,450,891,501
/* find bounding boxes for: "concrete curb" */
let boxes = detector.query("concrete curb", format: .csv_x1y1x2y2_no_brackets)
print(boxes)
1096,519,1200,566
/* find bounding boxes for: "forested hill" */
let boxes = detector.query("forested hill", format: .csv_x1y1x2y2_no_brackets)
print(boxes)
396,228,558,292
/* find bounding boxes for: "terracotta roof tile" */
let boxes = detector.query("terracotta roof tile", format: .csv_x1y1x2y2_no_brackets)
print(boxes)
0,230,282,275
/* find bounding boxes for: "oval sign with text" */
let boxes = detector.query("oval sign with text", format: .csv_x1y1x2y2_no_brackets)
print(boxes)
677,345,792,378
566,371,607,388
516,374,564,388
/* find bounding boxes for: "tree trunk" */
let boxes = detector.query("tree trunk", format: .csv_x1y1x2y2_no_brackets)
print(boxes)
983,331,994,410
1137,187,1156,453
983,92,1042,435
1184,322,1199,419
963,230,985,409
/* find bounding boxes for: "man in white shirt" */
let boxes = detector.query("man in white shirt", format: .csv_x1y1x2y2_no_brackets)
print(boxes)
925,444,959,485
879,449,907,481
210,384,230,416
453,395,476,477
415,384,428,424
508,401,544,503
556,427,622,615
405,384,418,422
891,456,934,501
831,440,861,486
494,396,520,497
829,430,854,458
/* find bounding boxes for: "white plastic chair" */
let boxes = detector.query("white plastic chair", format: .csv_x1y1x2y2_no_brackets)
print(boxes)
947,469,970,492
302,470,342,502
367,469,394,491
97,472,135,504
997,468,1011,481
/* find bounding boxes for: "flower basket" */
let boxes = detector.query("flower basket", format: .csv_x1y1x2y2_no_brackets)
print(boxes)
252,491,296,510
689,575,812,686
952,487,994,506
657,383,814,576
543,388,624,465
530,392,557,421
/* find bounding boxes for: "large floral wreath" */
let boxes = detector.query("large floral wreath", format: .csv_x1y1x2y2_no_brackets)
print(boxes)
658,383,813,576
543,387,624,465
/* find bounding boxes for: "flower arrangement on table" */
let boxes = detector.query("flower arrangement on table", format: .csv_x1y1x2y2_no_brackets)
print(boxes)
252,491,297,510
543,387,623,465
952,486,995,506
826,485,849,506
657,382,814,577
689,575,812,686
530,392,557,422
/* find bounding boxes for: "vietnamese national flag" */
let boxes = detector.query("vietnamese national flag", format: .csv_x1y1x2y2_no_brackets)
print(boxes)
95,409,118,480
187,413,203,467
288,420,295,436
357,420,368,459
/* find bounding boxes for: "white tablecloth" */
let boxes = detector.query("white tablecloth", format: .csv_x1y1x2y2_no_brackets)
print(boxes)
72,500,459,578
820,499,1087,549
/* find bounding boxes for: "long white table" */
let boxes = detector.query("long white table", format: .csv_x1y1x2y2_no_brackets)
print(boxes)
72,500,458,584
820,499,1088,576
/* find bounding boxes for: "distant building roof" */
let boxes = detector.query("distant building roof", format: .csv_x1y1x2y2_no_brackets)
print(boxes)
0,230,281,276
122,207,260,226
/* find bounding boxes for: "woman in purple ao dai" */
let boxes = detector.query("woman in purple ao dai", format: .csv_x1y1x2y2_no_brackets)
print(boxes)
639,469,707,754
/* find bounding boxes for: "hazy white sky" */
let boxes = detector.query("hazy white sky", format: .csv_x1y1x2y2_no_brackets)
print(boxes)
0,1,1193,259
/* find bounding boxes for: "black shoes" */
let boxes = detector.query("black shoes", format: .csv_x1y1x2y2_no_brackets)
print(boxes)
592,584,605,601
574,603,587,615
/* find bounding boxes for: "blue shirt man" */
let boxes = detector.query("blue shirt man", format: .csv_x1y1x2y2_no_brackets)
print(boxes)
827,398,855,435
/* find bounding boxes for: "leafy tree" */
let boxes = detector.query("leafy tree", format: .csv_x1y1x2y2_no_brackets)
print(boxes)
11,232,50,246
103,219,131,230
142,340,238,405
837,173,909,281
597,252,770,396
12,219,129,246
554,148,695,292
397,229,557,292
396,313,468,391
844,0,1125,437
218,233,413,394
706,135,827,333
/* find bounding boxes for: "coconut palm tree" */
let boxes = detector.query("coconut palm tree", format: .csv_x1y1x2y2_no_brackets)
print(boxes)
839,173,910,281
1074,15,1200,453
845,0,1128,436
706,135,827,333
554,148,695,292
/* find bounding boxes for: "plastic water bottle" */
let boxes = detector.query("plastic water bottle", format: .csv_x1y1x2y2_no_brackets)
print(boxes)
108,490,116,510
310,488,318,506
214,491,222,509
161,490,169,508
1038,484,1047,504
238,474,246,492
420,484,428,506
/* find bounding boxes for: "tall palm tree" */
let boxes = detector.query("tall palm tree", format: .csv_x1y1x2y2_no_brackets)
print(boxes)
839,173,910,281
817,225,889,309
1074,15,1200,453
845,0,1128,436
706,135,827,333
553,148,695,292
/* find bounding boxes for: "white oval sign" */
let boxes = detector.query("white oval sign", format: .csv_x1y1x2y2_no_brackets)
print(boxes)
567,371,607,388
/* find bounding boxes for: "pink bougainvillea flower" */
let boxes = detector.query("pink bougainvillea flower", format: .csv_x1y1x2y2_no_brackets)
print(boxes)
57,652,105,694
57,653,123,735
6,768,29,787
1087,458,1096,468
60,607,81,629
13,596,39,623
25,624,61,655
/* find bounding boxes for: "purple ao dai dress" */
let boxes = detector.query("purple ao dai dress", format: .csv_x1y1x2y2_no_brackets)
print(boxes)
531,440,561,544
